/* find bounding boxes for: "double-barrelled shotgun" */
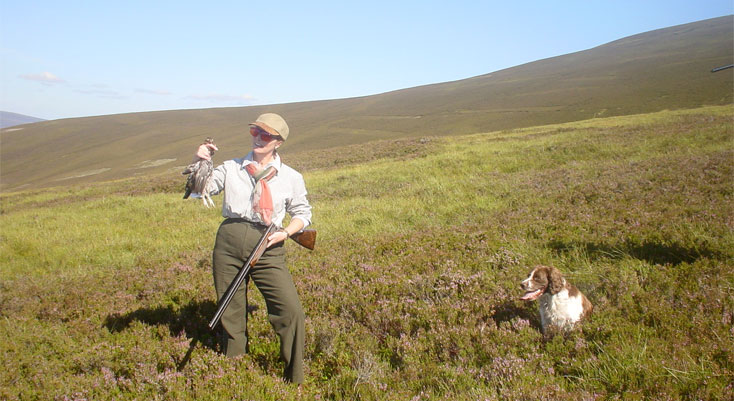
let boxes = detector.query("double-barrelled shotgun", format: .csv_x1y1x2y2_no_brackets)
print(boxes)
208,224,317,329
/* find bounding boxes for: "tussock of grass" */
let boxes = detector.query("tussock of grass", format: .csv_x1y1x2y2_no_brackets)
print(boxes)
1,105,732,400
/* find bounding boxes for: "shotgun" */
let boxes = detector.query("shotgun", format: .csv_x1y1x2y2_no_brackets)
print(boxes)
711,64,733,73
208,224,317,329
290,229,317,250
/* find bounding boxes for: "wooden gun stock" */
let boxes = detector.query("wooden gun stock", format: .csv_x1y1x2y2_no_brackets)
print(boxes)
290,229,317,250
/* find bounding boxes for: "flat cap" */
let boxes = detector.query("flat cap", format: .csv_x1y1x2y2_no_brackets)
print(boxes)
249,113,289,141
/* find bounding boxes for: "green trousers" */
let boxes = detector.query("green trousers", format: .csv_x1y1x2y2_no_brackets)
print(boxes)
212,218,305,384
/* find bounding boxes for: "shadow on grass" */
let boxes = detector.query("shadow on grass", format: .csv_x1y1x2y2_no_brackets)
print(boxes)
548,239,719,266
490,300,542,331
103,299,219,369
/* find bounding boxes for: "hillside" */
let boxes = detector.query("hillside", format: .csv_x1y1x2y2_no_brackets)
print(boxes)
1,106,731,399
1,16,732,192
0,111,46,129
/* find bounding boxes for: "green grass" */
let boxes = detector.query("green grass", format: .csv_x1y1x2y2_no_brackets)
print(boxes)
1,105,732,400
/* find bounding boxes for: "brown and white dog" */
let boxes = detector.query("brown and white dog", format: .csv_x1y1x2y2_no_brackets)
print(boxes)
520,265,593,334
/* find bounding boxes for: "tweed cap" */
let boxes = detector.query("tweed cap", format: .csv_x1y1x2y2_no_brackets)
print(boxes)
249,113,289,141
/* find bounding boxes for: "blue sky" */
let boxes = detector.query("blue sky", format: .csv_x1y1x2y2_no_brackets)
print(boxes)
1,1,731,120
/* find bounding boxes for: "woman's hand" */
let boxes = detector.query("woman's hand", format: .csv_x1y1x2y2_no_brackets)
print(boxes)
267,229,289,248
194,143,219,162
266,219,305,248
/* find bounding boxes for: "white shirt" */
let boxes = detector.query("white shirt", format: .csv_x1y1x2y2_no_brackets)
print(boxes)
207,152,312,228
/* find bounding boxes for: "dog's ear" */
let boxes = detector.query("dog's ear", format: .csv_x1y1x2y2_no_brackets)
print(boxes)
548,266,565,294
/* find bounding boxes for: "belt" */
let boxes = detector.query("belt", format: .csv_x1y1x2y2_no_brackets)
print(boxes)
223,217,268,228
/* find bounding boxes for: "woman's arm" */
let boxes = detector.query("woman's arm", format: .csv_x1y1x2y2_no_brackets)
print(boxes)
267,218,305,247
207,164,225,195
267,171,312,247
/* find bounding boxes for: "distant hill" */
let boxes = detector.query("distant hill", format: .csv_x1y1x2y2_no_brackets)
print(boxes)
1,16,732,192
0,111,46,129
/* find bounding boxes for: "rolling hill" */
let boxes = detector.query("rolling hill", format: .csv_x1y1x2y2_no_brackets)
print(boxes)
1,16,732,192
0,111,46,129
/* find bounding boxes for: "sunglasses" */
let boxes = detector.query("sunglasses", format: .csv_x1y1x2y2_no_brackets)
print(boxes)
249,127,280,142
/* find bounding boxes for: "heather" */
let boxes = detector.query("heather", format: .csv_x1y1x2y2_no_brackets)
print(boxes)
1,105,732,400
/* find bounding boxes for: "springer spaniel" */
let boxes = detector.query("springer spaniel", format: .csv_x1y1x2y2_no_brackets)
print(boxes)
520,265,592,334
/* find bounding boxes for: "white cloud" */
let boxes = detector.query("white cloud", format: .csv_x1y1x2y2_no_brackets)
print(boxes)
19,72,66,85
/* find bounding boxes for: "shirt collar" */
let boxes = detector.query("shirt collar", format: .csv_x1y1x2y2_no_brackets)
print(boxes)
242,151,282,173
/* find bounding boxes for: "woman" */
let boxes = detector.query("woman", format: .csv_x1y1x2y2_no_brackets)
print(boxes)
195,113,312,384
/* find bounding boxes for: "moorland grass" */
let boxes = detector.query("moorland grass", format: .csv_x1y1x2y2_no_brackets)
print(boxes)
0,105,732,400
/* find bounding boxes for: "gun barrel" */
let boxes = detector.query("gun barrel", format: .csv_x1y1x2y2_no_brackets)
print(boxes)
208,223,276,329
711,64,734,73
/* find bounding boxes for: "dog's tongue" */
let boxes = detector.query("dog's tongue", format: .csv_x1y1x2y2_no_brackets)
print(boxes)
520,289,543,301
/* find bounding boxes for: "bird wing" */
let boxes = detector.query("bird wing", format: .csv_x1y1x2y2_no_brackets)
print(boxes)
193,160,214,194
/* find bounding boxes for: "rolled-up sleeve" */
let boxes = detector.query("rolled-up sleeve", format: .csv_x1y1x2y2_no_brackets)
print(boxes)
287,172,312,229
